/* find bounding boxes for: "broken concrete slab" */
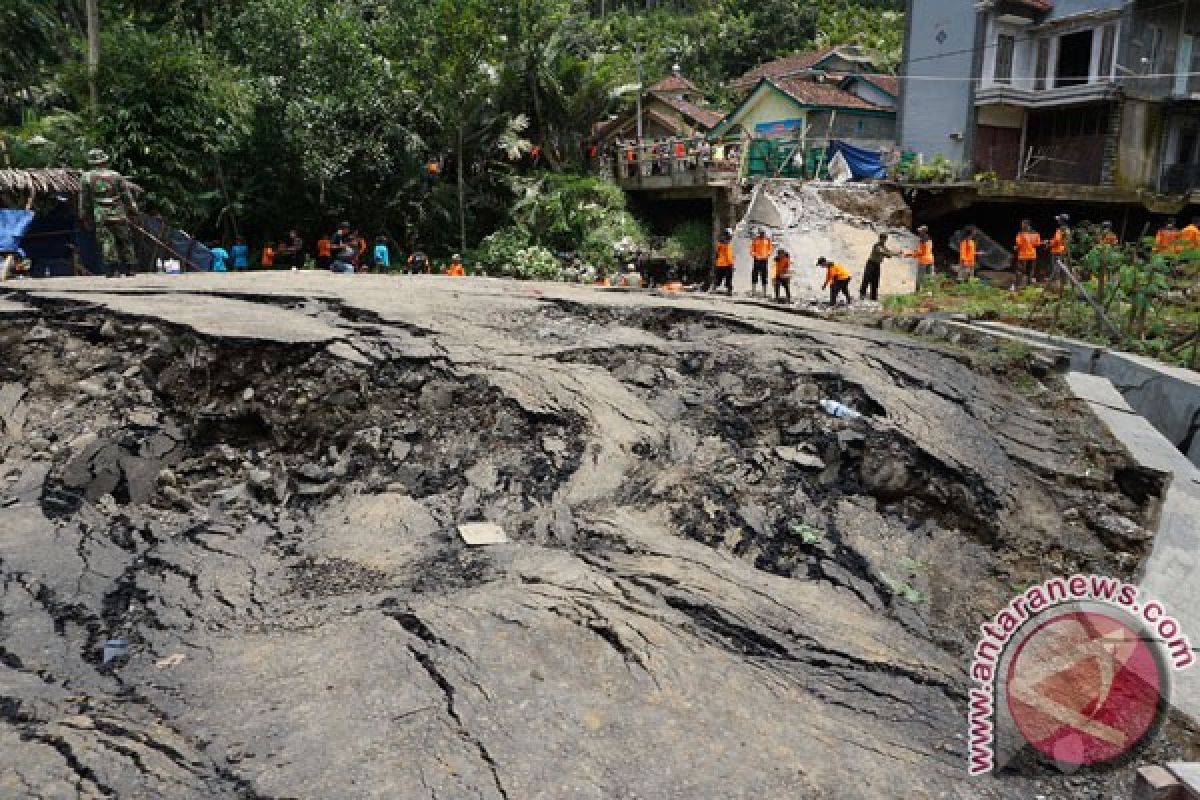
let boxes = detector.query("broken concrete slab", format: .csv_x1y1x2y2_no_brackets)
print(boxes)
458,522,508,546
979,320,1200,467
0,273,1177,799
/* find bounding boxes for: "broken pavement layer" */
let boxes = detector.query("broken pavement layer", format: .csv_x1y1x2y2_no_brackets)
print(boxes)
0,273,1192,798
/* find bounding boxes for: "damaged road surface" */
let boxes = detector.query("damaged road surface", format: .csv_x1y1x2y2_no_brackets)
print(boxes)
0,275,1187,798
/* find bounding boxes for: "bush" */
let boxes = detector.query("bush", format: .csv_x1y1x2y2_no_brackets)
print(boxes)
476,228,562,280
662,219,711,278
509,173,646,271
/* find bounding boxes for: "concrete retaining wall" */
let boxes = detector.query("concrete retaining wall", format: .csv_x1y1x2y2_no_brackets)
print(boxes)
973,321,1200,468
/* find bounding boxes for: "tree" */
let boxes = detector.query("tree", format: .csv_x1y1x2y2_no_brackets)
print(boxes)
58,21,252,229
414,0,529,253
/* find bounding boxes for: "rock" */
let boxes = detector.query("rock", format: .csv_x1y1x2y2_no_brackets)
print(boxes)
24,324,53,342
1086,511,1151,546
242,388,255,402
465,461,499,492
860,442,917,499
214,444,240,462
738,504,768,536
247,468,274,494
295,480,333,497
98,320,118,339
389,441,412,462
76,379,107,399
158,469,178,487
774,446,825,469
837,430,866,451
297,463,329,483
542,436,567,457
127,408,159,428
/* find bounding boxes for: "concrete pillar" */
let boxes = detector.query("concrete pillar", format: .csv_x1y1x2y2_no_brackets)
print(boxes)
1133,765,1184,800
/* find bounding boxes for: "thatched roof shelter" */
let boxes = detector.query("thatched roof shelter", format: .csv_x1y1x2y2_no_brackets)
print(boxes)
0,168,82,195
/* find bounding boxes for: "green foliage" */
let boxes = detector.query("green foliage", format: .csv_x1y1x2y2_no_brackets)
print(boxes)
477,229,562,280
885,239,1200,370
509,173,645,268
901,154,959,184
789,521,825,546
2,0,904,256
57,22,252,229
879,571,924,605
661,219,712,278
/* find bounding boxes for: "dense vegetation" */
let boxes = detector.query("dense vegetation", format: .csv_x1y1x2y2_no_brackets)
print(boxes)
884,226,1200,369
3,0,901,262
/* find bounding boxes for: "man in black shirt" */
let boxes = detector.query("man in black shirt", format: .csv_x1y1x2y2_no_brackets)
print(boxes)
861,233,899,302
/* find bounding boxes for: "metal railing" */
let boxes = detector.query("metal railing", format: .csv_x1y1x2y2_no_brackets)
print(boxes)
596,137,742,185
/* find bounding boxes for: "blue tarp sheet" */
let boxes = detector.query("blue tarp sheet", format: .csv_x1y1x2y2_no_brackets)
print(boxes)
826,140,887,180
0,209,35,255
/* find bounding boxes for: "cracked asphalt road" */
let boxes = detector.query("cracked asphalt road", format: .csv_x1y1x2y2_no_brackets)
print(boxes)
0,274,1191,798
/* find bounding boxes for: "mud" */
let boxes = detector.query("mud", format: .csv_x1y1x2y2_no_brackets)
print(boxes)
0,275,1193,799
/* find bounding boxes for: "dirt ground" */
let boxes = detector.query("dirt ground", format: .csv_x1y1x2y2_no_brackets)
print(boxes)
0,274,1194,799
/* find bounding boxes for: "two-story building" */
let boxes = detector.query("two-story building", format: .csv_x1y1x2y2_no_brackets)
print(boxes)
898,0,1200,194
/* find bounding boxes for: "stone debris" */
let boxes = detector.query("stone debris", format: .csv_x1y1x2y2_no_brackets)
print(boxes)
458,522,508,546
0,278,1176,800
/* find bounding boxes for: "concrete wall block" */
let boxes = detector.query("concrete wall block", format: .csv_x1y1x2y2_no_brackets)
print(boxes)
1135,765,1185,800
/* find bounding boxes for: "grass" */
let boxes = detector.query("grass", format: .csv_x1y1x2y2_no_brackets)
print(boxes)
883,275,1200,370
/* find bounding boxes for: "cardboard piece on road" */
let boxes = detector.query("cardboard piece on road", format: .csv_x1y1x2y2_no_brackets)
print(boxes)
458,523,508,546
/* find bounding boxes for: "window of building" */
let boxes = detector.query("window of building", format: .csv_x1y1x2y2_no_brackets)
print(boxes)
995,34,1015,84
1035,38,1050,89
1180,131,1198,165
1098,25,1116,80
1056,30,1093,87
1146,24,1165,71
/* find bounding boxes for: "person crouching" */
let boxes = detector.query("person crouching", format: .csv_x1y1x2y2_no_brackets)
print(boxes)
818,257,852,306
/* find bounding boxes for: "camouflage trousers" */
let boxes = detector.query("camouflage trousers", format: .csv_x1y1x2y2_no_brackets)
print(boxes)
97,221,137,276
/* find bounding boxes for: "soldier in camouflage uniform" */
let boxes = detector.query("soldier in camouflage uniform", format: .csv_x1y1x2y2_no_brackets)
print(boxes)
79,148,139,277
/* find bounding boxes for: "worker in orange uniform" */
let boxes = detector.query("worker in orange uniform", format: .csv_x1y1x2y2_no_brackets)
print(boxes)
818,257,853,306
260,241,276,270
1098,221,1119,246
958,227,978,281
907,225,935,281
773,248,792,304
750,228,773,296
1154,218,1179,254
1014,219,1042,289
1179,217,1200,253
1046,214,1070,283
446,254,466,276
712,228,735,295
316,235,333,270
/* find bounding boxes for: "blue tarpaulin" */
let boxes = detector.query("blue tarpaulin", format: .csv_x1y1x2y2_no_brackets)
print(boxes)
826,140,887,180
0,209,35,255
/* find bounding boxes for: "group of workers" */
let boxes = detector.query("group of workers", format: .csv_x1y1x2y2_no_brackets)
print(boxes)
704,212,1200,306
205,221,468,277
712,226,908,306
868,214,1200,295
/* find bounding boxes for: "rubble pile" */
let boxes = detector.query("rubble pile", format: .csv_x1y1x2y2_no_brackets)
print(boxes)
0,276,1189,798
733,181,919,298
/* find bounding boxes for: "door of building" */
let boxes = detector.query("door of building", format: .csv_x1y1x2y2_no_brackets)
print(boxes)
974,125,1021,179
